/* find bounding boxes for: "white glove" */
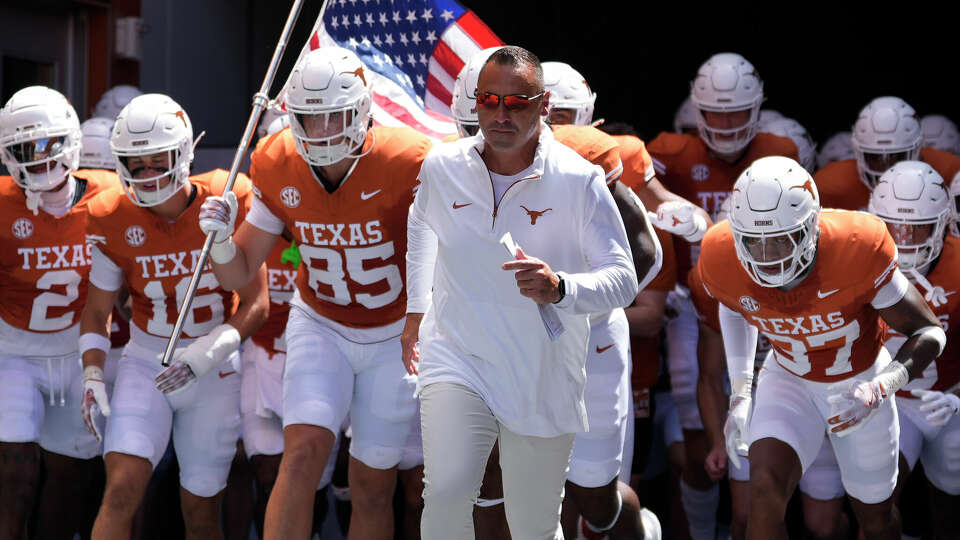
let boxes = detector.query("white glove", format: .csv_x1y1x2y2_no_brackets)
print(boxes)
199,192,238,263
81,366,111,442
826,379,885,437
724,394,751,467
911,389,960,426
155,324,241,395
653,201,707,242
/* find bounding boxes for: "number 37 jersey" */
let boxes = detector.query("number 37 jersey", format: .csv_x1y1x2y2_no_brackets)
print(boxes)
249,126,431,329
86,170,252,347
697,210,899,383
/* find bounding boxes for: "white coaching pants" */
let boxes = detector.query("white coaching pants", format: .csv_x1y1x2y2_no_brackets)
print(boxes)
420,382,574,540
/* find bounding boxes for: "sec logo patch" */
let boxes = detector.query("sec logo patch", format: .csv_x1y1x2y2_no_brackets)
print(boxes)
125,225,146,247
281,186,301,208
11,217,33,239
691,164,710,182
739,296,760,313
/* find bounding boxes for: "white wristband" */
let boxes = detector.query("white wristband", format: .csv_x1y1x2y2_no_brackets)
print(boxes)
79,332,111,355
913,325,947,356
731,376,753,399
210,236,237,264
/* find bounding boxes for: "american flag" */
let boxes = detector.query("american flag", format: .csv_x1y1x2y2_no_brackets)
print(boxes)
282,0,503,140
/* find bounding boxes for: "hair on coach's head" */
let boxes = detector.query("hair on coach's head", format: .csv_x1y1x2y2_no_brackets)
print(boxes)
483,46,544,90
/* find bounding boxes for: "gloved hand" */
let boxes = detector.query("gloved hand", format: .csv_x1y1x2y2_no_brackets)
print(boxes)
653,201,707,242
826,378,885,437
81,366,111,442
724,394,751,466
911,389,960,426
198,192,238,263
155,324,241,395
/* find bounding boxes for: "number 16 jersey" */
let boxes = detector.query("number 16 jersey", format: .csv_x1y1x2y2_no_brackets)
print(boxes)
248,126,431,330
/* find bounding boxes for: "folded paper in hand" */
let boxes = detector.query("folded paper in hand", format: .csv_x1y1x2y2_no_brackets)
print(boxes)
499,232,565,341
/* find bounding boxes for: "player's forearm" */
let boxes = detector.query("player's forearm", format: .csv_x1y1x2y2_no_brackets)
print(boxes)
210,245,258,291
697,324,730,447
638,178,714,230
227,266,270,341
79,306,111,370
624,301,665,338
893,326,947,381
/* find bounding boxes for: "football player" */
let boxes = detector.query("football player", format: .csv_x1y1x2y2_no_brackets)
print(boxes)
870,161,960,538
0,86,117,539
646,52,799,540
758,117,817,173
197,46,430,539
80,93,269,539
814,97,960,211
921,114,960,156
699,155,945,538
90,84,142,121
79,117,117,171
815,131,855,172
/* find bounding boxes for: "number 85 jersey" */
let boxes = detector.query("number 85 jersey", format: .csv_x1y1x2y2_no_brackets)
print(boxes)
697,210,900,383
248,126,431,329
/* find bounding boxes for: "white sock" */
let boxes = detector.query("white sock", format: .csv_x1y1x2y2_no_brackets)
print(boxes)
679,480,718,540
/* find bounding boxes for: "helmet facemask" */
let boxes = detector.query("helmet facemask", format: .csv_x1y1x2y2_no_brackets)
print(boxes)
855,145,921,189
289,105,368,167
114,147,188,207
882,218,945,272
732,213,818,288
695,104,762,156
2,134,79,193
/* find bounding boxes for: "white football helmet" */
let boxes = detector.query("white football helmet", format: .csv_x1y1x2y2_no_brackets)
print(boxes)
949,171,960,237
851,96,922,189
728,156,820,287
760,117,817,172
542,61,596,126
0,86,82,195
256,103,288,141
869,161,949,272
451,47,503,138
285,47,373,166
757,109,783,130
79,117,115,170
673,98,697,134
690,53,764,155
816,131,855,170
92,85,143,120
111,94,194,207
921,114,960,156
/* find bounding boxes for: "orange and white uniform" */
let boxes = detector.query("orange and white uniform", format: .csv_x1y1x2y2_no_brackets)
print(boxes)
244,126,431,470
0,170,114,459
883,236,960,494
814,147,960,211
697,210,907,503
553,123,643,486
86,170,251,497
648,131,797,430
612,134,655,193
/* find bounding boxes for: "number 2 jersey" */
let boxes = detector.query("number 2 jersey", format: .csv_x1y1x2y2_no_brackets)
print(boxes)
248,126,431,330
86,170,253,350
697,210,899,383
0,170,116,356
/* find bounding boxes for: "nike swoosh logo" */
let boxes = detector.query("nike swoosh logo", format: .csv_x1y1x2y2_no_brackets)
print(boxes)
360,189,381,200
817,289,840,299
453,202,472,209
596,344,614,354
218,370,236,379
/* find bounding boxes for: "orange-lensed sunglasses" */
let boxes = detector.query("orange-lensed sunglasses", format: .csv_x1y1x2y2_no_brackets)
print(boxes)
475,91,545,111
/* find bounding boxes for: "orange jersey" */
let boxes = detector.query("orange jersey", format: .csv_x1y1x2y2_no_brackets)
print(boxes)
648,131,798,280
630,228,676,391
812,160,869,211
889,236,960,394
249,126,431,329
552,125,623,185
698,210,898,383
86,170,253,341
613,134,655,192
0,170,115,333
688,260,771,371
815,148,960,212
251,240,298,354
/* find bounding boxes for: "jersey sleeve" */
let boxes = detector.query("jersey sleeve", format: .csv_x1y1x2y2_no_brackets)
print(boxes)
89,245,124,291
247,196,285,235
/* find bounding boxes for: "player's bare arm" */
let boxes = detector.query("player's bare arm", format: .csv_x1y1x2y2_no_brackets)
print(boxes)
638,177,714,231
611,180,661,286
624,290,668,338
78,283,119,440
226,262,270,341
695,322,730,480
878,283,945,379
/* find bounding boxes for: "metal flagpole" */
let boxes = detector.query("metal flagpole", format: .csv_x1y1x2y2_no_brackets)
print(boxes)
161,0,315,366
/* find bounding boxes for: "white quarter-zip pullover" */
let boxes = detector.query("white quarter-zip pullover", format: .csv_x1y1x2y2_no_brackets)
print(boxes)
407,128,638,437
